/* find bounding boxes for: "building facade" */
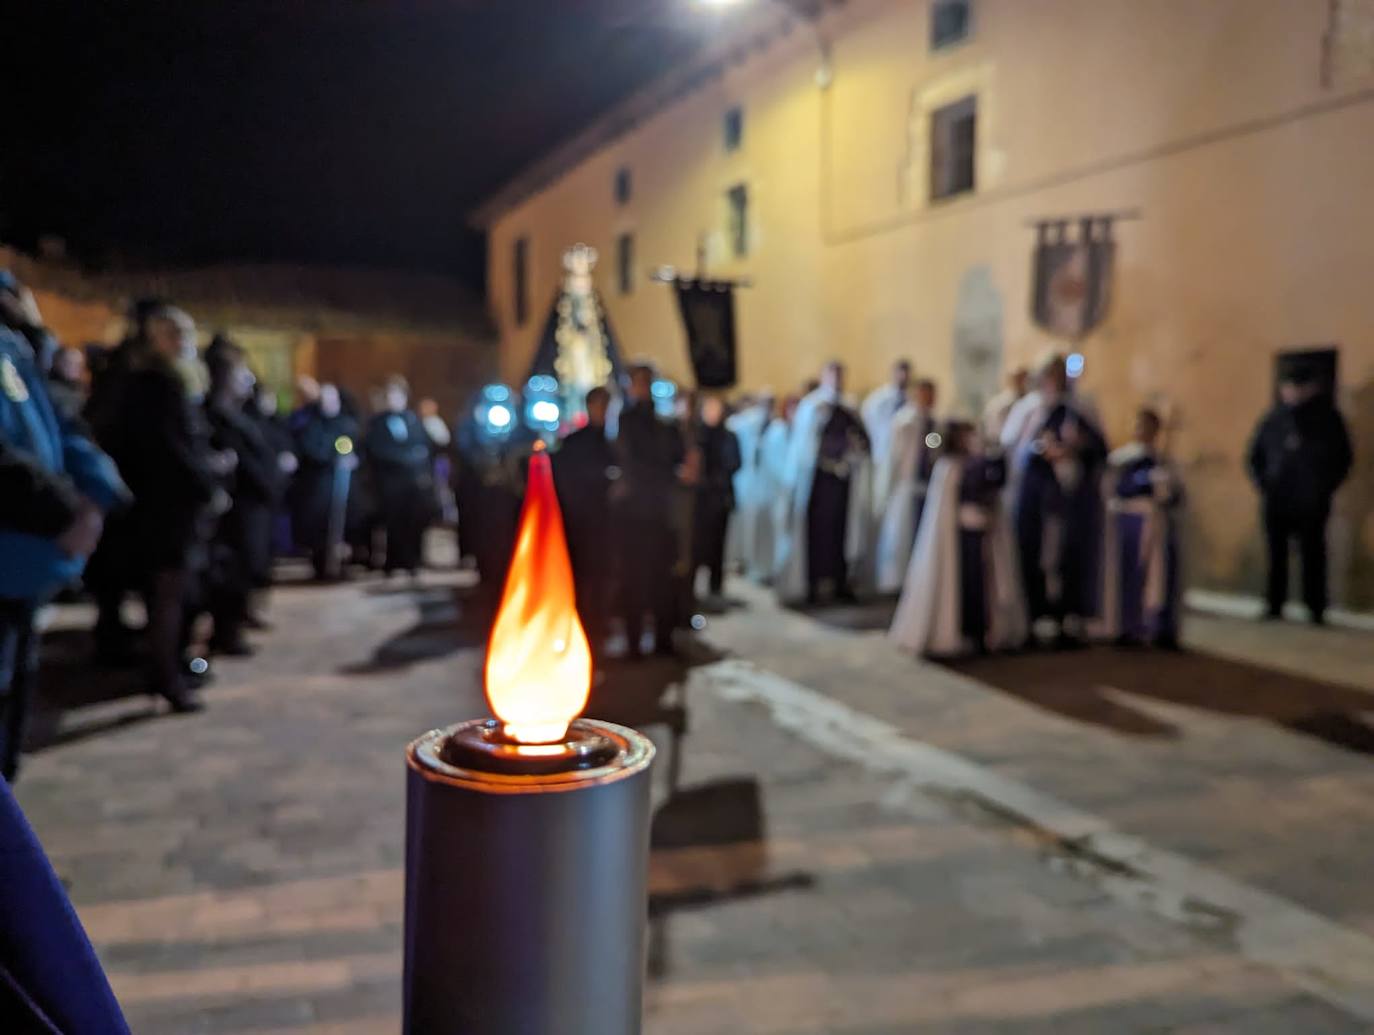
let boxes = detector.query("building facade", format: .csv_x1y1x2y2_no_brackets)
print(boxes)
482,0,1374,607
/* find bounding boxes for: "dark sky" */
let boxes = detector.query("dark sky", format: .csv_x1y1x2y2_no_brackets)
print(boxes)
2,0,727,287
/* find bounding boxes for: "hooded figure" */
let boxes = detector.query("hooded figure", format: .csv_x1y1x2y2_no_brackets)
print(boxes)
723,393,771,574
776,362,873,605
749,395,796,582
890,421,1025,657
873,379,940,593
1093,407,1184,647
861,358,913,514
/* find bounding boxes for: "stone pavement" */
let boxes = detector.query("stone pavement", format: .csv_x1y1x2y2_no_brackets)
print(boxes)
11,566,1374,1033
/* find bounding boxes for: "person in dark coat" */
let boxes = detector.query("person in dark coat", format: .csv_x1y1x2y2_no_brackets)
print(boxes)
554,386,616,661
365,376,433,576
203,337,282,654
615,365,685,658
291,382,361,580
245,382,298,577
1247,372,1353,624
86,304,218,710
0,280,128,781
691,395,742,601
0,779,132,1032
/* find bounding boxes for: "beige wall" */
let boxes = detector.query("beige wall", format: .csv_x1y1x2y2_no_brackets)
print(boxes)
488,0,1374,605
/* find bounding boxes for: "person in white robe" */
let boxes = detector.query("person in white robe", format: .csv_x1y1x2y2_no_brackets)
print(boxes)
981,366,1029,442
750,395,796,583
874,379,940,593
723,392,772,574
861,358,912,514
776,362,873,604
1092,407,1184,648
890,421,1026,657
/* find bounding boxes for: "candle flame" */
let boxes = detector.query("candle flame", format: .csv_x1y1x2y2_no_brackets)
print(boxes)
484,447,591,744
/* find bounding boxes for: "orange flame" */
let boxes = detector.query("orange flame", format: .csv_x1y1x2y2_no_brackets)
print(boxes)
484,445,592,744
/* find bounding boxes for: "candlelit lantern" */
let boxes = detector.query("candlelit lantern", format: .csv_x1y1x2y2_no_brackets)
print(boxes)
404,442,655,1035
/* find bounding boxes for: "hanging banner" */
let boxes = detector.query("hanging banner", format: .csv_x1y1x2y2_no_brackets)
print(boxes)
673,280,738,389
1030,217,1116,339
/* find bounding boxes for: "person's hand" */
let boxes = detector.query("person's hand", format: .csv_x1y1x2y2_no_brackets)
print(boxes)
0,285,44,329
55,499,103,558
1060,417,1081,448
278,451,299,474
210,488,233,516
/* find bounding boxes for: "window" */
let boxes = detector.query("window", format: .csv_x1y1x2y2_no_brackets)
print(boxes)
723,105,744,152
513,236,529,326
614,166,632,205
930,96,976,201
726,184,749,258
616,232,635,295
931,0,972,50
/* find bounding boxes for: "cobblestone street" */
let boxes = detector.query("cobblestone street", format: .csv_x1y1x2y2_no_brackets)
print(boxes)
14,562,1374,1033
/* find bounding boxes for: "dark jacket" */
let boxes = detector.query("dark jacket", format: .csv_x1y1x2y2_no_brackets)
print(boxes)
1247,396,1353,513
0,326,128,602
615,401,684,522
290,405,361,548
554,424,616,560
364,410,432,493
207,396,283,584
693,421,742,511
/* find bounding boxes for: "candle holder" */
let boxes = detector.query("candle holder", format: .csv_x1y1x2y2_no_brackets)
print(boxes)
404,717,654,1034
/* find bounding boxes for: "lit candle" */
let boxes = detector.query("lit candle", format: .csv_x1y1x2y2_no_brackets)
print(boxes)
403,438,655,1035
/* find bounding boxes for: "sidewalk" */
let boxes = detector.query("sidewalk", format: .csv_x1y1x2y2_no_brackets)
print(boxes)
10,571,1373,1032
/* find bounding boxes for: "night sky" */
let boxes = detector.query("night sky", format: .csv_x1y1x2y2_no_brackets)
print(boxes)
2,0,732,287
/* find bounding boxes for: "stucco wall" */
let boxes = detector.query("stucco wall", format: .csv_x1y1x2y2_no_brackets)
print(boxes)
490,0,1374,604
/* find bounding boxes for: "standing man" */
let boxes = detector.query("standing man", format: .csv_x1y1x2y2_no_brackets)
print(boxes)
861,358,912,512
982,365,1029,442
365,376,433,577
874,379,940,593
553,386,616,661
614,364,685,658
0,279,128,780
1247,371,1352,624
777,361,872,605
724,392,771,574
1001,352,1107,647
292,383,361,580
692,395,742,604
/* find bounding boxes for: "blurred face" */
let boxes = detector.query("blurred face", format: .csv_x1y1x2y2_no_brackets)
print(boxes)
418,398,438,419
821,362,844,395
1135,412,1161,445
914,383,936,411
628,370,653,404
893,361,911,390
702,396,725,427
229,359,256,402
320,383,341,418
53,347,85,383
256,387,278,416
148,313,197,362
1041,360,1068,395
297,376,320,406
1010,368,1029,395
585,393,609,427
385,384,408,413
1278,381,1307,406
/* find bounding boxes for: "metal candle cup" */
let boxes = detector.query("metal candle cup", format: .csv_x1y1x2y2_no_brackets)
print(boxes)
404,719,654,1034
402,445,655,1033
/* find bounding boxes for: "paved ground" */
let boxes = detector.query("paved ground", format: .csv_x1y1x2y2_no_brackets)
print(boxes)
13,558,1374,1033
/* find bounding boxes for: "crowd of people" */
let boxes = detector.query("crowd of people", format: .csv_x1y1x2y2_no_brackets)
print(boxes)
0,263,1355,783
535,349,1352,672
0,274,455,781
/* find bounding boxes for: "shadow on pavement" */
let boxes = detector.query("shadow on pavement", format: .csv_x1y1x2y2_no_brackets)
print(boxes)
339,584,492,675
949,645,1374,755
27,628,164,754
